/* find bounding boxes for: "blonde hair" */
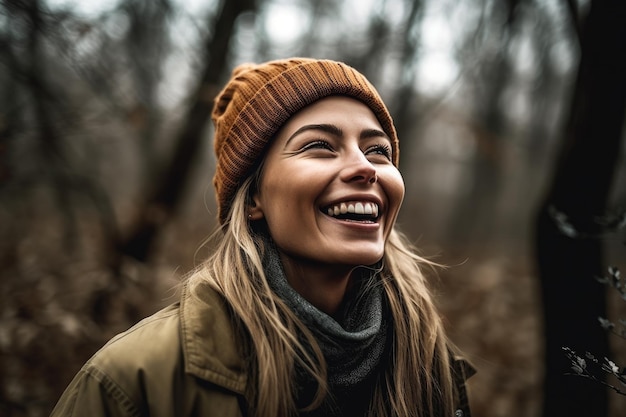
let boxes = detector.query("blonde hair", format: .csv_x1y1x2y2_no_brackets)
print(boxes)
189,174,457,417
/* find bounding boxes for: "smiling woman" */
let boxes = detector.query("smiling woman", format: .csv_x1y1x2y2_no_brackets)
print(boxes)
50,58,474,417
249,96,405,315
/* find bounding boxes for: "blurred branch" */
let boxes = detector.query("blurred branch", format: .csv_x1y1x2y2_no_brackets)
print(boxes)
390,0,423,168
0,0,123,271
350,13,389,73
564,0,583,45
120,0,173,167
120,0,256,262
23,0,84,251
563,347,626,396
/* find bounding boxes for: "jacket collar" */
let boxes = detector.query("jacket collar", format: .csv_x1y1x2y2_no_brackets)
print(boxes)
178,280,476,403
180,280,248,394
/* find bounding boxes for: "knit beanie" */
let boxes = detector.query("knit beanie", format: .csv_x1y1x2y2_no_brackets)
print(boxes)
211,57,399,225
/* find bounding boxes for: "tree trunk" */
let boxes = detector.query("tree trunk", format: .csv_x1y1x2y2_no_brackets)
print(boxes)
535,1,626,416
121,0,255,261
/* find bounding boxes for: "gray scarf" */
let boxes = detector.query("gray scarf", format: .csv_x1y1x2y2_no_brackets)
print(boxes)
263,242,389,416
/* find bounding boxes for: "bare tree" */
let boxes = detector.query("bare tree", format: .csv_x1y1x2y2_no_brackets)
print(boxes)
120,0,256,262
0,1,257,415
535,1,626,416
442,0,523,246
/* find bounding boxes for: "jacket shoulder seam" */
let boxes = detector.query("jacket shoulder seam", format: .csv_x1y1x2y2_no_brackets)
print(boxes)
83,363,143,417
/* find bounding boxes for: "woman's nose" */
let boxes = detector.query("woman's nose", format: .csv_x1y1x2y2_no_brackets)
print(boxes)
340,148,378,184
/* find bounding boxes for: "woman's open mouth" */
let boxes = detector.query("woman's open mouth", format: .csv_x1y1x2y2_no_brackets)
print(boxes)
322,201,380,222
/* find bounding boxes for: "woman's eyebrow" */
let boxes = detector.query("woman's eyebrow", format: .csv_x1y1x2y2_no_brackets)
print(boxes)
285,124,343,146
360,128,390,141
285,124,390,146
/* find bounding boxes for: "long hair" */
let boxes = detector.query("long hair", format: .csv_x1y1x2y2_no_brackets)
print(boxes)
189,173,458,417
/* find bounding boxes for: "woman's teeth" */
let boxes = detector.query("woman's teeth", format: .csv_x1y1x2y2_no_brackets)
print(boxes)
325,201,379,218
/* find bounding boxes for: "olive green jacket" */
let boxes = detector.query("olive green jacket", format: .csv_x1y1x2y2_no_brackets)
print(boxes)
51,281,474,417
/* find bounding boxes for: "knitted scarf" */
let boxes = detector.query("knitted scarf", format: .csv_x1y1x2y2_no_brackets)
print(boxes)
263,243,390,416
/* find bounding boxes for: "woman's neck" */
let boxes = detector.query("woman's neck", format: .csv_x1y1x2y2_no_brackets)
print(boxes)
278,252,355,317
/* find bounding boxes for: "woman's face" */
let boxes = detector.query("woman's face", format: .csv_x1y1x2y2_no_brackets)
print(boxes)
251,96,405,271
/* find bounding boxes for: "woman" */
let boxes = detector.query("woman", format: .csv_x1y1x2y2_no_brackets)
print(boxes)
51,58,474,417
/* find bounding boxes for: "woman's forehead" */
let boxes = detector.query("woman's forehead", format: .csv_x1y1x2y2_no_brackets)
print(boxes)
276,96,385,138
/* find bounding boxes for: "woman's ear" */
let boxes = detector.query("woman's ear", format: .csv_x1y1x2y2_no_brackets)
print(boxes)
248,194,264,220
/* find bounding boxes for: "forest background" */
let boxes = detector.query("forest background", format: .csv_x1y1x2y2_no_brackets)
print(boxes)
1,0,625,416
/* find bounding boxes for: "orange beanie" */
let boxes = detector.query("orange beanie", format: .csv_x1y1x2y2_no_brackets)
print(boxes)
211,57,399,225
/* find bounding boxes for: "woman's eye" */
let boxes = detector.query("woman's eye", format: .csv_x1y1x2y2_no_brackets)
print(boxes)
301,140,334,152
365,144,392,161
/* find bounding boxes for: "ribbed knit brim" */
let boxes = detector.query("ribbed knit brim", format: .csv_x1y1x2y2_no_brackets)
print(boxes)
212,57,399,225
